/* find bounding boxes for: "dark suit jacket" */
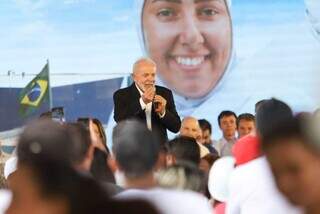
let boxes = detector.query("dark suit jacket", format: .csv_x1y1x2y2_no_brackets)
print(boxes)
113,84,181,143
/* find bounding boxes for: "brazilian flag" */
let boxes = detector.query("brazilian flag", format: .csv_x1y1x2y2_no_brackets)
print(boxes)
19,63,50,117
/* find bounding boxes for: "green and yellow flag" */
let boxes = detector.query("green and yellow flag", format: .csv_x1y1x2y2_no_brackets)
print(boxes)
19,63,50,117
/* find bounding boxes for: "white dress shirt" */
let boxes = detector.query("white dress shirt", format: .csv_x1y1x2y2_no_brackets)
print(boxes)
136,84,153,130
136,84,165,131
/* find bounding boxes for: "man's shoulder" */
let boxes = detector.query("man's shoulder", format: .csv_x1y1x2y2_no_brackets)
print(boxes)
114,84,134,96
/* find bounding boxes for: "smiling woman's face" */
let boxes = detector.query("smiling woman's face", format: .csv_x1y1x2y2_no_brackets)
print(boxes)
142,0,232,98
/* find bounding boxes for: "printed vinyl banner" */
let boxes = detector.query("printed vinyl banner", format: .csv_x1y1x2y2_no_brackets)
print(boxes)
0,0,319,141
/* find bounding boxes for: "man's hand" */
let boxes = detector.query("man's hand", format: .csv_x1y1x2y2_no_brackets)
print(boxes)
154,95,167,116
142,86,155,104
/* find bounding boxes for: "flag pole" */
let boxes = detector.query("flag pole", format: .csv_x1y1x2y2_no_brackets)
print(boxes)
47,59,53,109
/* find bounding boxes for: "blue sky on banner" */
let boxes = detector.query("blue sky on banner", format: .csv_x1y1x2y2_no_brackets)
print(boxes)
0,0,307,87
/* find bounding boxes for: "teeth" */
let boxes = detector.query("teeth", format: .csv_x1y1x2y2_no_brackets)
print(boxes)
176,56,205,66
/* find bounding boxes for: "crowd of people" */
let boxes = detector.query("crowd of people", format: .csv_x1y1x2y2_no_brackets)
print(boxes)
1,97,320,214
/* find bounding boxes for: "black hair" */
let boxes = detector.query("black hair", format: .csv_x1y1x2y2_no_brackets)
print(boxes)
217,111,237,127
66,123,92,165
198,119,212,134
168,136,200,165
112,120,160,178
237,113,255,127
255,98,293,139
16,120,111,214
90,148,116,184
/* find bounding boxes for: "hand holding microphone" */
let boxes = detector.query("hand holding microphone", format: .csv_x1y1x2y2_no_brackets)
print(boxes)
153,95,167,116
142,85,156,104
141,85,167,116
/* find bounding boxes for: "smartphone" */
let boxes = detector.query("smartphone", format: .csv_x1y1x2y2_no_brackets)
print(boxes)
51,107,65,123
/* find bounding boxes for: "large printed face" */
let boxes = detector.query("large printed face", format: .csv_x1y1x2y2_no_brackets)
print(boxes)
142,0,232,98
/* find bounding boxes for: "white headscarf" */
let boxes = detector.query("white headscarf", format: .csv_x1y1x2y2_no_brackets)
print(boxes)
305,0,320,42
134,0,236,116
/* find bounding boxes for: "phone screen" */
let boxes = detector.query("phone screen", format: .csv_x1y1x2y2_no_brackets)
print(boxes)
51,107,65,123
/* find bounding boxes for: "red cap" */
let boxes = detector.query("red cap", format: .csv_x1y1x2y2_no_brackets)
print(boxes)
232,135,262,166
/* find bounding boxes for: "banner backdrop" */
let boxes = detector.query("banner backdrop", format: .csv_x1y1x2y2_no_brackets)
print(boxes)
0,0,319,141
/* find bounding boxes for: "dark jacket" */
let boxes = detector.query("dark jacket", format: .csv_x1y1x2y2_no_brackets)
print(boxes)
113,84,181,143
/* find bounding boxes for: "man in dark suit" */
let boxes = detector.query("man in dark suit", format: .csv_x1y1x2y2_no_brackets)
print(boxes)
113,58,181,143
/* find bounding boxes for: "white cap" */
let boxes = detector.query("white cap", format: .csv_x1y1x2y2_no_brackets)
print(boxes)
4,157,17,180
208,156,235,202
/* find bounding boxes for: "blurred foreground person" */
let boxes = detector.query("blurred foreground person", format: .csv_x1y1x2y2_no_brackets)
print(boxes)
112,120,213,214
227,98,302,214
262,115,320,214
156,162,206,194
166,136,201,166
6,120,158,214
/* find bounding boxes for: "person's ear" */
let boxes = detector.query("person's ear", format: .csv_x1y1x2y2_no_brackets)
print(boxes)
107,156,118,173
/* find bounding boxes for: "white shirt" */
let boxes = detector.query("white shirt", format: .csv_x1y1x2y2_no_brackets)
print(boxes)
136,84,166,131
116,188,213,214
136,84,153,130
227,157,303,214
215,137,236,157
197,142,210,158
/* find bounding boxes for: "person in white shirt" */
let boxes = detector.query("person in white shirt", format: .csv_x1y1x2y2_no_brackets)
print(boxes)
215,111,237,156
111,119,213,214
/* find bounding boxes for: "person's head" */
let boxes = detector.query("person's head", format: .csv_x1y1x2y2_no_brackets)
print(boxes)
198,119,212,145
262,116,320,208
141,0,233,98
167,136,200,166
218,111,237,140
254,99,267,114
237,113,255,139
112,120,160,180
156,162,206,193
255,98,293,139
66,123,94,171
11,120,111,214
132,58,156,92
91,118,108,150
199,153,219,174
180,117,202,142
77,117,109,154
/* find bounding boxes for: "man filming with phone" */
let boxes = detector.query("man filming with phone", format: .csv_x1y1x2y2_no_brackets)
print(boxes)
113,58,181,143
